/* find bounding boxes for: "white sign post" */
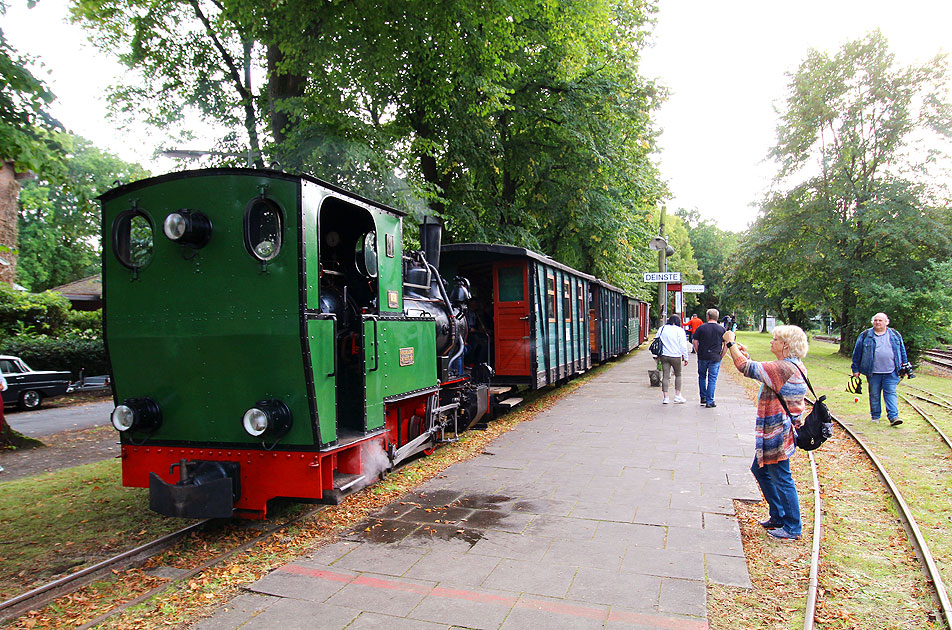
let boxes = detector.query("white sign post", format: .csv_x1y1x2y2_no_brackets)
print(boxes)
644,272,681,283
682,284,705,293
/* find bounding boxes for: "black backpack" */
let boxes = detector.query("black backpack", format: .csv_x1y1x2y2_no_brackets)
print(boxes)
770,364,833,451
649,326,664,356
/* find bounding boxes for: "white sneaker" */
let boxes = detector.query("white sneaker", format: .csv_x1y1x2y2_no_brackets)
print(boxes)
673,395,686,404
662,397,670,404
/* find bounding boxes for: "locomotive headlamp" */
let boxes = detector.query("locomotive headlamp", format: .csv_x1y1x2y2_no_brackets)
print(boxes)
111,398,162,432
241,399,292,438
163,209,212,247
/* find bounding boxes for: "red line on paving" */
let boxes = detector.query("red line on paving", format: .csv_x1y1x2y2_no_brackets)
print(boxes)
279,564,352,583
431,585,517,606
352,574,431,595
277,563,708,628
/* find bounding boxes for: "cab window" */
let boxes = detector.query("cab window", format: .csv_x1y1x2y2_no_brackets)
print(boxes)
113,210,154,270
244,198,283,262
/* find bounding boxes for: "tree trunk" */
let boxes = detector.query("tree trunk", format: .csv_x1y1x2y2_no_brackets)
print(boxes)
838,283,858,357
267,44,307,158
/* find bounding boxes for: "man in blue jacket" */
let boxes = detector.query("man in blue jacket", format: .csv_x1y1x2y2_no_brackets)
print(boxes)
851,312,909,426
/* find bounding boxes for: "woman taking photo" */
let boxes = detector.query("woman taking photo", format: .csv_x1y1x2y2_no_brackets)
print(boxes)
723,326,808,540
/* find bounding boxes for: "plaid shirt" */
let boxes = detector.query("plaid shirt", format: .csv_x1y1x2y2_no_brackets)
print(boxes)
733,355,807,467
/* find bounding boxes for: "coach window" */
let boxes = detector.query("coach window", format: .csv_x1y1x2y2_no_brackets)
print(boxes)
562,279,571,322
113,209,154,270
244,198,283,262
546,272,556,322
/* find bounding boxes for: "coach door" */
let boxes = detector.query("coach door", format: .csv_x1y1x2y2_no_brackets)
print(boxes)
493,261,531,376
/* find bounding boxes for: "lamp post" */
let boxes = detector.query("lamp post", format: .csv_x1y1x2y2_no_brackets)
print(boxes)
647,235,675,323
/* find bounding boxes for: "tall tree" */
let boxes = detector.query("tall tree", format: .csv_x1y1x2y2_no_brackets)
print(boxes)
734,31,952,357
17,134,149,292
71,0,666,294
676,208,739,311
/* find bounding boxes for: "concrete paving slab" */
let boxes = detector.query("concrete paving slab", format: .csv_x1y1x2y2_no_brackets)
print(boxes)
323,573,435,616
238,599,360,630
191,593,277,630
408,585,517,629
481,557,578,597
248,564,354,602
566,566,662,610
705,553,754,588
404,550,501,586
346,611,450,629
194,347,766,629
499,595,610,629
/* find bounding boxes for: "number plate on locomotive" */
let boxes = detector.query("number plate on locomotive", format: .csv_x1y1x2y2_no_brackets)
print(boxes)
399,347,414,366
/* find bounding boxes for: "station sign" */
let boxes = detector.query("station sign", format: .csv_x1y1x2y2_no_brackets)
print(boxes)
644,272,681,283
682,284,705,293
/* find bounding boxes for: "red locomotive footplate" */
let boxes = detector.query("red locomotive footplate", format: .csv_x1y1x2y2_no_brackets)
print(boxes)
120,436,385,519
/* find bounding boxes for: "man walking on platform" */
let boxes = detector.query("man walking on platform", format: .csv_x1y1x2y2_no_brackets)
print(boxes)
693,309,727,407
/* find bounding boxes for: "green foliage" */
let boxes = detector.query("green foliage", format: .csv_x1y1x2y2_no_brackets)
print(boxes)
0,283,71,336
70,0,666,295
854,262,952,364
0,1,62,172
731,31,952,352
0,335,108,379
16,133,149,292
676,208,739,312
66,309,103,338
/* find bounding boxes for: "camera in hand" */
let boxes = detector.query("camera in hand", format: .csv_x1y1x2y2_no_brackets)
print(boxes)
899,362,916,379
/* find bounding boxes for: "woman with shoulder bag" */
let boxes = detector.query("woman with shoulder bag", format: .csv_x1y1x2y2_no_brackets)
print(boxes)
658,315,690,404
723,325,809,540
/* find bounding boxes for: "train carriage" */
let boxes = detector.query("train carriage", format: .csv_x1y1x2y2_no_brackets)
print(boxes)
439,244,595,390
627,296,650,350
590,280,627,362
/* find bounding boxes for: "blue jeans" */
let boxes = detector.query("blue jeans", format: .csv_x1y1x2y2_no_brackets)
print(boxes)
697,359,721,402
868,371,900,420
750,456,801,536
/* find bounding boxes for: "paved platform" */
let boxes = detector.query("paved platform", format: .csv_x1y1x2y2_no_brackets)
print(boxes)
194,348,762,630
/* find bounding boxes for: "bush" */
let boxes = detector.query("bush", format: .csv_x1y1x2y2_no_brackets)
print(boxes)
0,284,72,337
0,336,109,380
66,309,102,338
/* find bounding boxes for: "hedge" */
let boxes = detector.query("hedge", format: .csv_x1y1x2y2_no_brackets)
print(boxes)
0,336,109,380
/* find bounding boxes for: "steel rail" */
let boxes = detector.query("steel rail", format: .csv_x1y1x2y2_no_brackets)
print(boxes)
903,390,952,412
898,393,952,451
906,384,952,408
0,519,210,619
832,414,952,627
803,450,822,630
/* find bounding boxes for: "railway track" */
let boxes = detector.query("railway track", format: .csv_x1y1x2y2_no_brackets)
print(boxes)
924,348,952,370
0,519,210,623
804,405,952,629
0,505,323,628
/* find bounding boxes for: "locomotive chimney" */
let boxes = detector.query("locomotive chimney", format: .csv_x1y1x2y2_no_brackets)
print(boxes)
420,216,442,269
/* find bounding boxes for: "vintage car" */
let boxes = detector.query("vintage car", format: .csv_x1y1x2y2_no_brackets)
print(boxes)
0,355,72,410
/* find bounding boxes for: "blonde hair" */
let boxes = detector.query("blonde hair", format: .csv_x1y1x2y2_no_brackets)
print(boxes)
773,325,809,359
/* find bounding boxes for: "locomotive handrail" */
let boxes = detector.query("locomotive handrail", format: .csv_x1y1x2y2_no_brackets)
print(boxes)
317,313,338,377
365,315,380,372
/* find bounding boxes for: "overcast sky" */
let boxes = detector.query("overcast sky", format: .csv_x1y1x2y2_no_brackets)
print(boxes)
4,0,951,232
